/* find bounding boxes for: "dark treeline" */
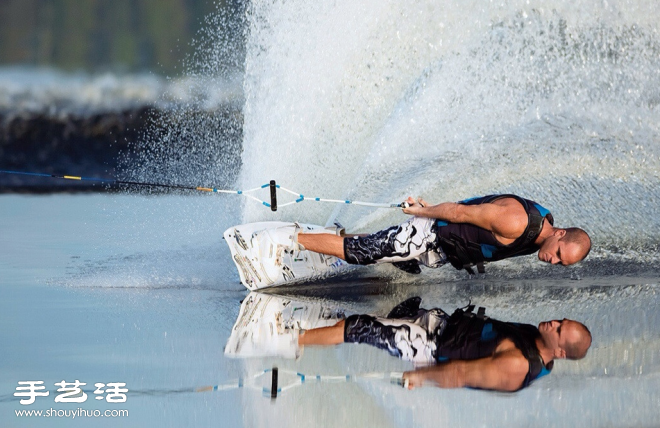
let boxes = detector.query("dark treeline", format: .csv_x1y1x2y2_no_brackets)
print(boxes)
0,0,236,75
0,106,243,192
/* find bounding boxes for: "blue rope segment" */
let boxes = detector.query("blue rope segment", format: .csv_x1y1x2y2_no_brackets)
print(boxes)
0,169,111,183
0,169,51,178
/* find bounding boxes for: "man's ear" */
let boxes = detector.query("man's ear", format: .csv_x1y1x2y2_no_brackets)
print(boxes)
554,229,567,238
554,347,567,359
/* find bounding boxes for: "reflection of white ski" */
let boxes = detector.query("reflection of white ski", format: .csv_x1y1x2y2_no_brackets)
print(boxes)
224,291,346,359
223,222,355,290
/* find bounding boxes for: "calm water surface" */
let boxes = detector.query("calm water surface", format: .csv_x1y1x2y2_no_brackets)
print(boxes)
1,194,659,427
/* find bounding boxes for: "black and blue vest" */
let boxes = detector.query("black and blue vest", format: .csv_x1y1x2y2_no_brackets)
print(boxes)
434,194,553,274
436,306,552,390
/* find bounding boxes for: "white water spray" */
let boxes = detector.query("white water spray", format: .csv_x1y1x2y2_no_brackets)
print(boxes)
239,1,660,256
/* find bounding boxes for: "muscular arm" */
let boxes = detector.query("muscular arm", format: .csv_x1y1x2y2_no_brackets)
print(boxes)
402,197,528,242
402,349,530,392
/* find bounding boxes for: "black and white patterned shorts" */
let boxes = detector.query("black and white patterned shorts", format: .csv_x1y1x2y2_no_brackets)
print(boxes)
343,307,449,364
343,216,447,268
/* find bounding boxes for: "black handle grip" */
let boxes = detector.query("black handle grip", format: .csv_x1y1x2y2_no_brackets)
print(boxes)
269,180,277,212
271,367,279,400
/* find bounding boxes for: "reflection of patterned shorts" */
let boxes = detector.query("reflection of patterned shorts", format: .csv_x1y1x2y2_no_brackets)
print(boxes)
343,308,449,365
343,217,447,268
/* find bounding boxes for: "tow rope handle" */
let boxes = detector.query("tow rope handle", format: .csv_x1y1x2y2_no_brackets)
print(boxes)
269,180,278,212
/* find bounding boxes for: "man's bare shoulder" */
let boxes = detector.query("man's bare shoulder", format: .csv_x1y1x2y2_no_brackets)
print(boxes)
463,198,528,242
490,196,527,212
494,337,525,354
458,338,530,391
491,339,530,389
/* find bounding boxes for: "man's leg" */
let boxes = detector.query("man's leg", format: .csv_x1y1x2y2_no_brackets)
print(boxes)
298,309,445,365
298,217,441,268
298,224,409,265
299,320,345,346
298,233,346,259
343,314,439,364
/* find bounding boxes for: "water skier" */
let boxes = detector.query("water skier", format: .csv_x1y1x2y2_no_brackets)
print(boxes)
298,297,592,392
285,194,591,274
227,294,592,393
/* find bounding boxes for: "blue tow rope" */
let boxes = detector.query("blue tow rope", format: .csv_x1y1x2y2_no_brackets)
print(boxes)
0,169,405,212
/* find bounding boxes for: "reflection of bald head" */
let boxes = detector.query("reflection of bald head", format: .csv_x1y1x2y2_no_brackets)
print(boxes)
564,322,592,360
561,228,592,262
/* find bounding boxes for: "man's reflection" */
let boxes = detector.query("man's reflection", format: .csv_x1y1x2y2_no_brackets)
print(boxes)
226,293,591,392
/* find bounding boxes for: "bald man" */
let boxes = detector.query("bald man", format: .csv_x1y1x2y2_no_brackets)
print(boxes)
292,194,591,274
299,298,592,392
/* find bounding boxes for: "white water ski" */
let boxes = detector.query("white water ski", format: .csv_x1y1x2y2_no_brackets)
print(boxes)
223,221,355,290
